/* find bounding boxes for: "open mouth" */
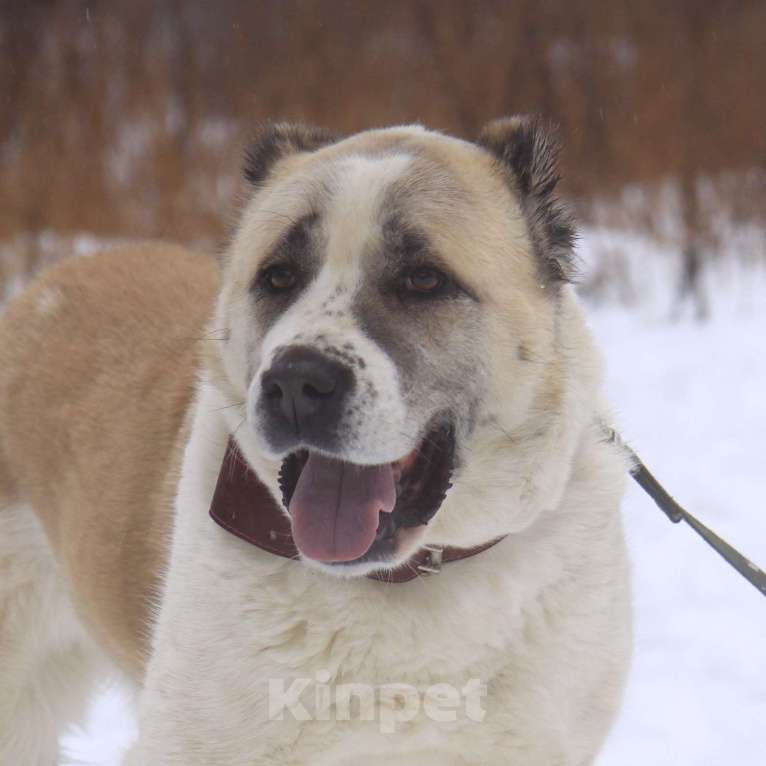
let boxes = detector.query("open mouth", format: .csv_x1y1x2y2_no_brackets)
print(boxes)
278,422,455,565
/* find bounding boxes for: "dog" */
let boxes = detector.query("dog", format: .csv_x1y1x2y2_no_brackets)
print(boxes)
0,117,632,765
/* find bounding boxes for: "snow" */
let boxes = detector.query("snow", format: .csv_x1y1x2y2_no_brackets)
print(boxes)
33,229,766,764
592,303,766,765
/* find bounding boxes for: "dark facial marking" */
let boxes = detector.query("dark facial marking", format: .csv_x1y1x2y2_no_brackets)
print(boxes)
352,218,485,427
378,216,478,303
250,213,321,333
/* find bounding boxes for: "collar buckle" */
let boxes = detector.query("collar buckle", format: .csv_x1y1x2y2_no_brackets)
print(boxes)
416,544,444,575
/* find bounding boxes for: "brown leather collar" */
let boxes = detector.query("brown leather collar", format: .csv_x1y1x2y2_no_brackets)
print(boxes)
209,439,505,583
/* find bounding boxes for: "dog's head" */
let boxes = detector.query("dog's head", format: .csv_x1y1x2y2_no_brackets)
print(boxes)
214,117,595,576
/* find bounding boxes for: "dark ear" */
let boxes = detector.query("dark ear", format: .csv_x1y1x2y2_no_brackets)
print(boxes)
244,122,339,187
477,115,576,284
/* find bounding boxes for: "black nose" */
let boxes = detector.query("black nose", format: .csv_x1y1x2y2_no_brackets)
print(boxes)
259,346,354,448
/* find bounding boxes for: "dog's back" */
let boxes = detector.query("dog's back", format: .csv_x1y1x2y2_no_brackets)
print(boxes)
0,243,218,763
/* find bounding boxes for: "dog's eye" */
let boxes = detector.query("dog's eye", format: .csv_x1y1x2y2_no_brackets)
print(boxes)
403,266,446,295
261,265,297,293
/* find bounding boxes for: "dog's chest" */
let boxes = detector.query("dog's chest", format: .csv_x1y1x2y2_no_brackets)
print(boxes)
216,553,522,686
166,551,526,763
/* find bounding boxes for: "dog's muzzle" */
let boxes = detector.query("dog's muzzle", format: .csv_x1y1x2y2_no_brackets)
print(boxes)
255,344,456,569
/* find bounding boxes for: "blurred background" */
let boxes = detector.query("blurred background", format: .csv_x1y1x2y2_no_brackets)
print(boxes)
2,2,765,765
2,0,766,315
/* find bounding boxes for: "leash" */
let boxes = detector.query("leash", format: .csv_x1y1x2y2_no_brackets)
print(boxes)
604,428,766,598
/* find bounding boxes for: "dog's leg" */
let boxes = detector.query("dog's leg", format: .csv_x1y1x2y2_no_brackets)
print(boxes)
0,502,105,766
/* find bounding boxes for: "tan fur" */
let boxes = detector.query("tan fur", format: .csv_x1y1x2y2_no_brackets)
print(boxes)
0,242,218,678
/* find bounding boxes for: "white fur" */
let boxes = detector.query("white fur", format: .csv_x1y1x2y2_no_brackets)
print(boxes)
0,505,112,766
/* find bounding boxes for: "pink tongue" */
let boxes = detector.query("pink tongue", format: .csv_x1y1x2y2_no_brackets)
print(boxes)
289,453,396,563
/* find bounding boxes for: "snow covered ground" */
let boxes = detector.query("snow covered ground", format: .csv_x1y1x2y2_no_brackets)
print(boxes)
19,228,763,765
590,282,766,763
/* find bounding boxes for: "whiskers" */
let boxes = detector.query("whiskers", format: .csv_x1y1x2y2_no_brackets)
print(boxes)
212,400,246,414
232,416,247,439
183,326,231,343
